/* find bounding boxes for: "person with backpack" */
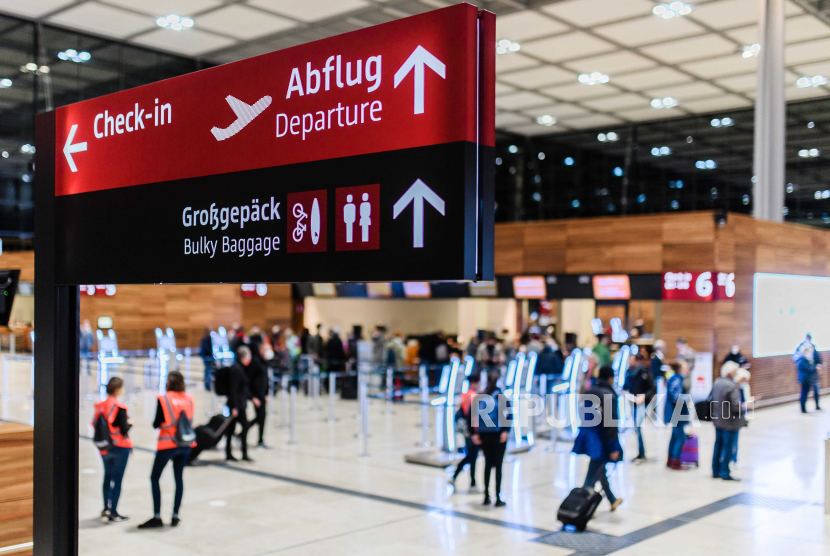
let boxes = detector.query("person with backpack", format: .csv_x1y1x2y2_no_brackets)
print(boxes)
138,371,196,529
472,370,511,507
572,366,623,512
623,353,655,463
92,377,132,523
225,345,255,462
449,373,481,493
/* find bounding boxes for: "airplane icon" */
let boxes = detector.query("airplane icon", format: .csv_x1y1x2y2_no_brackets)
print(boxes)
210,94,272,141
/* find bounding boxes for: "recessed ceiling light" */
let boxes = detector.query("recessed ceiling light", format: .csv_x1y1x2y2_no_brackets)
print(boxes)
671,200,679,209
741,44,760,58
653,2,692,19
1,151,8,158
537,152,545,160
695,159,716,169
536,114,556,126
58,49,91,63
786,183,794,193
578,72,609,85
508,145,518,154
496,39,520,55
742,194,750,205
651,97,678,109
613,167,623,177
157,15,193,30
808,121,815,128
571,199,580,208
0,78,11,88
564,157,575,166
796,75,828,88
799,148,820,158
651,146,671,157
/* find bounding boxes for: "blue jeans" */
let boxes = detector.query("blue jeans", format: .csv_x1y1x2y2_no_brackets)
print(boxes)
712,428,739,478
668,424,686,461
584,458,616,504
800,381,820,412
202,357,214,390
151,447,191,516
634,405,645,457
102,446,130,514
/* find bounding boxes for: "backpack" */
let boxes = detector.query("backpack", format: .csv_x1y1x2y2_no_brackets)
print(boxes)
213,366,230,396
93,406,114,452
386,346,397,367
164,395,197,448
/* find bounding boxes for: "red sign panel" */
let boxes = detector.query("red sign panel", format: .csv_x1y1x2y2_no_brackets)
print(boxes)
54,4,487,197
662,271,736,301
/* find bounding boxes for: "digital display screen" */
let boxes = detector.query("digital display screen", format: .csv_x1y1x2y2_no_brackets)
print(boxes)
312,283,337,296
366,283,393,298
753,273,830,357
513,276,546,299
593,275,631,300
468,280,497,297
0,270,19,327
403,282,431,298
97,316,113,329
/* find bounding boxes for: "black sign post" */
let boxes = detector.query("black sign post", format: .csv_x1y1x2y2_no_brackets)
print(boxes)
33,5,494,555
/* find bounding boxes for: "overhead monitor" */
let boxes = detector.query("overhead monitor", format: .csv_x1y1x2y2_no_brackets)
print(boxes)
468,280,497,297
403,282,431,298
366,283,393,298
312,283,337,297
593,275,631,300
512,276,546,299
753,273,830,357
0,270,20,327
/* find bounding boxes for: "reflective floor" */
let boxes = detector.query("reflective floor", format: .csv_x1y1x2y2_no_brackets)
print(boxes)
2,357,829,555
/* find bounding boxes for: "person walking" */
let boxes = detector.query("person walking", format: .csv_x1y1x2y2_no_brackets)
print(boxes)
93,377,132,523
623,353,655,463
794,333,822,413
449,373,481,493
138,371,194,529
248,343,270,449
472,370,510,507
593,334,613,368
666,361,691,470
573,366,623,511
226,346,255,462
711,361,745,481
200,328,214,391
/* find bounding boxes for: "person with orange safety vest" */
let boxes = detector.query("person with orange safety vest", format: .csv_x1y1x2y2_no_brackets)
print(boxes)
92,377,133,523
138,371,195,529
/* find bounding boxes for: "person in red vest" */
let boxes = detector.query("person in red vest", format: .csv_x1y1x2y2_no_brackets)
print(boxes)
138,371,195,529
93,377,133,523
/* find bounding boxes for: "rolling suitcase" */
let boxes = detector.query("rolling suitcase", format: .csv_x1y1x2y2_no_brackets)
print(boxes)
188,415,233,463
680,433,699,467
557,487,602,531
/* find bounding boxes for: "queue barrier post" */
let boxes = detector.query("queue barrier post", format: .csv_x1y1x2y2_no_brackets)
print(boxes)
417,366,432,447
2,357,8,399
327,371,338,423
384,367,395,416
311,360,321,411
360,373,369,457
9,334,15,356
288,384,297,446
279,374,289,429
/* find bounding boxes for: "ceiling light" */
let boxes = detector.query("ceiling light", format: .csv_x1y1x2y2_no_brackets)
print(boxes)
638,194,646,203
787,183,794,193
508,145,518,154
0,79,10,88
598,133,606,141
20,144,35,154
671,200,679,209
824,190,830,199
537,114,556,126
711,187,718,198
496,39,520,55
653,2,692,19
1,151,7,158
578,72,609,85
24,62,37,72
651,97,678,109
607,131,618,141
651,146,671,157
532,192,542,201
58,49,91,63
797,75,828,88
799,148,820,158
158,15,193,30
564,157,575,166
696,159,716,169
537,152,545,160
742,194,750,205
711,117,734,127
783,206,789,216
597,131,618,142
808,121,815,128
571,199,580,208
613,167,623,177
495,157,502,165
741,44,760,58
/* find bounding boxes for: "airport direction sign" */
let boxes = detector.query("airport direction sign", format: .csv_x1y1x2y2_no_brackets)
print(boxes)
46,4,495,285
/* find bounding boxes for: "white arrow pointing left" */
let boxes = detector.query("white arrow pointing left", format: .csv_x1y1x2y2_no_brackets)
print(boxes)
394,46,446,115
63,124,87,172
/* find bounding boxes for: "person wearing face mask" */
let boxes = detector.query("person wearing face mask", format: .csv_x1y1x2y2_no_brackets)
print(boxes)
723,341,750,369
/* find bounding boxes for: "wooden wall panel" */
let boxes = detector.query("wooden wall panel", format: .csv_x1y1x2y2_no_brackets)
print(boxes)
662,243,716,271
0,423,32,550
662,212,715,244
661,301,715,354
0,252,34,282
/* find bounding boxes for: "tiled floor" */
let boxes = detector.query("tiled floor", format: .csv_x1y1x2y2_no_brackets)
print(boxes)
2,356,829,555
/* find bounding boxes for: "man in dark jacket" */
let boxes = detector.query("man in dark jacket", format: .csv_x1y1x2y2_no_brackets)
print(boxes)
226,346,255,462
199,328,214,391
623,353,656,462
536,339,565,380
247,344,270,449
711,362,744,480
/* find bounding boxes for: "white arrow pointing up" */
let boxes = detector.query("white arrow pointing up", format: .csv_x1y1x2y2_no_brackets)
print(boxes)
394,46,446,115
393,179,445,248
63,124,87,173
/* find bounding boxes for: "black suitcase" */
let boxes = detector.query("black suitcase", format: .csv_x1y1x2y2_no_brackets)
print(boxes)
557,487,602,531
188,416,234,463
